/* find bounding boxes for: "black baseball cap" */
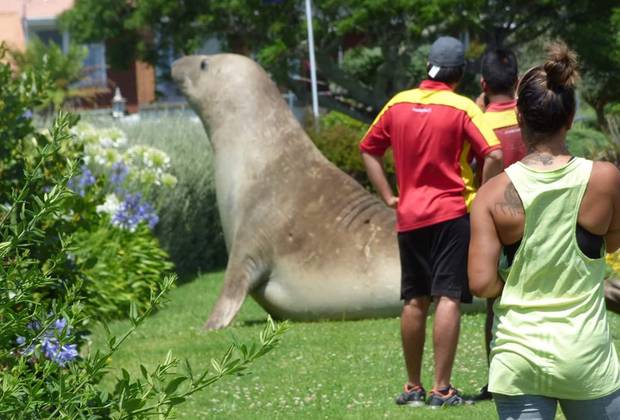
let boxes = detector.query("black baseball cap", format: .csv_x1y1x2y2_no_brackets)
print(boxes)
429,36,465,67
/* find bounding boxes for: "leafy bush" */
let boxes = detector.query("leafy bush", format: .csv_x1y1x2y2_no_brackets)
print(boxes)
0,46,287,418
2,41,175,321
10,38,88,111
71,223,173,319
307,111,395,189
0,165,286,415
566,123,619,162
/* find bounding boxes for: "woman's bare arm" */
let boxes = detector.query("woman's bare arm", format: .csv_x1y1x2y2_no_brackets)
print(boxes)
469,183,504,298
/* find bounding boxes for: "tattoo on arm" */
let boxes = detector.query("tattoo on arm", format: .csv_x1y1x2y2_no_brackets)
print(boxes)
494,182,524,216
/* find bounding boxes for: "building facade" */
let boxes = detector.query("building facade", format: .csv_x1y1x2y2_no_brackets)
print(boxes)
0,0,155,112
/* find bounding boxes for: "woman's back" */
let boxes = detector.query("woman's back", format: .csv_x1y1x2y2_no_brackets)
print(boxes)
485,156,620,399
485,156,620,249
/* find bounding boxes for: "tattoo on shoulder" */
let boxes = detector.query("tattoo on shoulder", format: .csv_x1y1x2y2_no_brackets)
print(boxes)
522,153,554,165
494,182,524,217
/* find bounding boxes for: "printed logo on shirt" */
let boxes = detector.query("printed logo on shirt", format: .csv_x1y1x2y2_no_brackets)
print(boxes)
412,107,432,113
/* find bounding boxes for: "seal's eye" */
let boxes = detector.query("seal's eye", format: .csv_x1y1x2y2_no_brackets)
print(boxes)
200,59,208,71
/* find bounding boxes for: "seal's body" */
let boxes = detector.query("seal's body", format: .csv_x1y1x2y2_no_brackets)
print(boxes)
172,54,401,328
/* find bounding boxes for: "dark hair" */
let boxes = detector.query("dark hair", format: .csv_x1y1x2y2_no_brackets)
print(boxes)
481,48,518,95
516,42,579,145
427,64,464,84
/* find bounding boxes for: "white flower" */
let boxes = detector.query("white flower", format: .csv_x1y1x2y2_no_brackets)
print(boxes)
161,173,178,188
96,194,121,216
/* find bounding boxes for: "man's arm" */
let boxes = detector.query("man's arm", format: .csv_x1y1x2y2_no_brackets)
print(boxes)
468,182,504,298
361,152,398,208
482,149,504,184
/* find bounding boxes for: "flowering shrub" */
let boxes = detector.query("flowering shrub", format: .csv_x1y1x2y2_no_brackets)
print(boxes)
0,47,287,418
607,253,620,278
59,123,178,319
70,122,177,233
0,148,286,416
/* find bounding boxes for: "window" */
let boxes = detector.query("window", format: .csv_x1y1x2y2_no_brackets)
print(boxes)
32,29,62,47
26,19,107,88
79,43,107,87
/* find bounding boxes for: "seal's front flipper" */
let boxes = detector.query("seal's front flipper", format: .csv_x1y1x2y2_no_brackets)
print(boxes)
204,254,265,330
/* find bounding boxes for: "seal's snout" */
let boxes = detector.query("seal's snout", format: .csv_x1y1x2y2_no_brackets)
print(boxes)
172,56,209,92
171,56,193,86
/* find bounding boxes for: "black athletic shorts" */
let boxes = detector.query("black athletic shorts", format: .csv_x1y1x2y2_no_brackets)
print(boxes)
397,214,472,303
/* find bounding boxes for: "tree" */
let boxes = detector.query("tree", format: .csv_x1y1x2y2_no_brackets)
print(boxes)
462,0,620,130
10,38,87,110
63,0,468,121
557,0,620,130
62,0,620,124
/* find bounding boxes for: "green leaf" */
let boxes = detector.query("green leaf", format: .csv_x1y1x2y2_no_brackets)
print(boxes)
164,376,187,395
121,398,146,412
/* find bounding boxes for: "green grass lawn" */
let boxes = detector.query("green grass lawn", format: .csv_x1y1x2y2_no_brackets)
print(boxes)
91,272,620,419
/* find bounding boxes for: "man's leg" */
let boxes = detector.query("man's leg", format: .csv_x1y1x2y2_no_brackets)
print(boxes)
433,295,461,389
401,296,431,386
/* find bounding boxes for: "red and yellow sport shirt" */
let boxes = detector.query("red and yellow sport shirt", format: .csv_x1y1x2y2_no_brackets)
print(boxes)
360,80,500,232
481,100,526,167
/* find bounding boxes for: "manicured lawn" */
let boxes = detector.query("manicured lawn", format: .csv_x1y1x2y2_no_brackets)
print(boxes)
92,272,620,419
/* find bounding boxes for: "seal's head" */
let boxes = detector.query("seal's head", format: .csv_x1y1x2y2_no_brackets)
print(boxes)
172,54,284,131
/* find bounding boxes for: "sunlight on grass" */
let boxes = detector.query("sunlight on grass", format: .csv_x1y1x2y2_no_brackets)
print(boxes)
92,272,617,419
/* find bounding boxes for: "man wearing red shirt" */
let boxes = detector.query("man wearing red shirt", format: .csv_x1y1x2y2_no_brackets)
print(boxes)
360,36,503,408
475,48,525,402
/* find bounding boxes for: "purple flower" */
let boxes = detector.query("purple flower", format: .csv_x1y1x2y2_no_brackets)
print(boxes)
68,165,96,196
41,337,78,366
27,320,41,331
55,343,78,366
53,318,69,334
18,317,78,366
112,192,159,231
109,161,129,187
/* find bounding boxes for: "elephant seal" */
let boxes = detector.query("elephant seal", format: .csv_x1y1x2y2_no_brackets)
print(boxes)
172,53,401,329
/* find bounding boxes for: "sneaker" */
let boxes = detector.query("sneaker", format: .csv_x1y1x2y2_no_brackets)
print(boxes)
473,384,493,401
395,383,426,407
428,385,471,408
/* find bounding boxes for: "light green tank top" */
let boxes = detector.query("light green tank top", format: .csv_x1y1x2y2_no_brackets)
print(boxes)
489,157,620,399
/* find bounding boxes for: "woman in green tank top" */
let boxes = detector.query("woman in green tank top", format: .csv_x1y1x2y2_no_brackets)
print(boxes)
469,42,620,420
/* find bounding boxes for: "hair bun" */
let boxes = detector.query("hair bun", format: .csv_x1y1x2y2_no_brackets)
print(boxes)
543,41,579,90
